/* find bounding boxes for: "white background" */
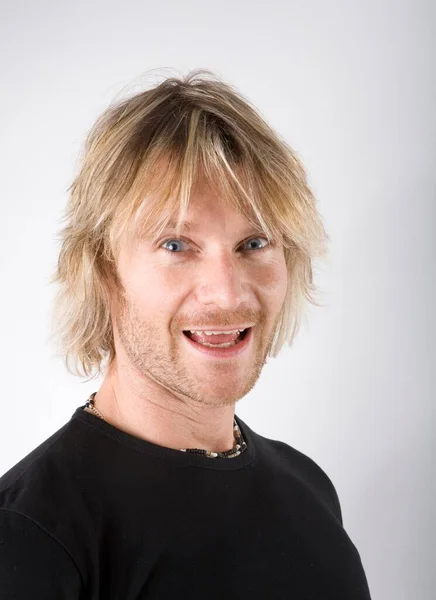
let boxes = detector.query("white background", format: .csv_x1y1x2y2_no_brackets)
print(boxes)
1,1,435,598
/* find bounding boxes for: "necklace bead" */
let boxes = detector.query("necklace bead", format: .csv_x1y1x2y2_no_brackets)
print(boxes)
84,392,247,459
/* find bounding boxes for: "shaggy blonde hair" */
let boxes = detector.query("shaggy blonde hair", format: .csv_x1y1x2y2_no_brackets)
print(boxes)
51,69,329,378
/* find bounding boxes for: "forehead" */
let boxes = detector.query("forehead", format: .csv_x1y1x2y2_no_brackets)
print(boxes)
160,179,263,232
164,205,258,232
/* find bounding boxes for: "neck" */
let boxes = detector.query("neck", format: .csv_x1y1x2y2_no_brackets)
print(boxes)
91,360,238,454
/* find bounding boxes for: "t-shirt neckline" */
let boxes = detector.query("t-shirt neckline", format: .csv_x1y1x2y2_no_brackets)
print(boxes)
72,404,256,471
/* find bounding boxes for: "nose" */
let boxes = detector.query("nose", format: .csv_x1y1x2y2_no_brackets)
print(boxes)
195,252,249,310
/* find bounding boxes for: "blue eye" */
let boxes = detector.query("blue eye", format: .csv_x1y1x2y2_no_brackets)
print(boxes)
161,239,189,253
160,236,270,255
243,237,269,251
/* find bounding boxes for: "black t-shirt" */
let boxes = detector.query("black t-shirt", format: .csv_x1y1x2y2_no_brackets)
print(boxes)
0,403,372,599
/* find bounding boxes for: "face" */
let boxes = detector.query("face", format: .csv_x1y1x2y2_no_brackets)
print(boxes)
112,179,288,408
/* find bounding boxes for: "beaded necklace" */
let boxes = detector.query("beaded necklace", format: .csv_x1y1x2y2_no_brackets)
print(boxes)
84,392,247,459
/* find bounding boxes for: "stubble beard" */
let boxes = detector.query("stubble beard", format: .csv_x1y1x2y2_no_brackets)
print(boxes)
114,294,276,409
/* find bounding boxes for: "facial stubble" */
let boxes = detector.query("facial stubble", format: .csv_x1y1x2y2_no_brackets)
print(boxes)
114,292,276,409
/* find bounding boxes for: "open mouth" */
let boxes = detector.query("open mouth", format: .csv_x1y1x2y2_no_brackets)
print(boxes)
181,326,253,358
183,327,250,346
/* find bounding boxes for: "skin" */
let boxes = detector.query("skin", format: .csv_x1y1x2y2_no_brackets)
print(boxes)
87,178,288,453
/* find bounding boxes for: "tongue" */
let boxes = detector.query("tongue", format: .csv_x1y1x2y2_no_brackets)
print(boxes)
190,331,240,345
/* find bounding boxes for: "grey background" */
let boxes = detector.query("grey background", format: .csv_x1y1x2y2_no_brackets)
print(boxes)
1,1,435,598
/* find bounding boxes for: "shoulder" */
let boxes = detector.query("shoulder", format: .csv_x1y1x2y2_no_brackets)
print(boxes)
0,508,82,598
252,429,343,524
0,417,91,581
0,419,74,512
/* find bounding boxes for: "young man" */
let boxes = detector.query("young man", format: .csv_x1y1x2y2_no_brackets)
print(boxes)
0,70,372,598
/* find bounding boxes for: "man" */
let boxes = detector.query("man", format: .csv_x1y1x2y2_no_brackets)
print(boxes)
0,70,372,598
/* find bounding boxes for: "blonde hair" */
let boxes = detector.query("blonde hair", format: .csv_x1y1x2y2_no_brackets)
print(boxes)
51,69,329,379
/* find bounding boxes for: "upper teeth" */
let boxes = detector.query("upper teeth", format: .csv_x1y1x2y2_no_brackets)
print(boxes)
189,329,244,336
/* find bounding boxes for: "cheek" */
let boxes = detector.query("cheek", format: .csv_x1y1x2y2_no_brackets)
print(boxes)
119,247,177,294
255,258,288,305
123,265,183,317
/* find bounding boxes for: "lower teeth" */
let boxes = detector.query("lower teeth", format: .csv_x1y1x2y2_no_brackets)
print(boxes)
197,340,238,348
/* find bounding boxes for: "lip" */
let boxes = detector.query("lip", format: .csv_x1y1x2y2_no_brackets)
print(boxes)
183,325,254,332
182,327,253,359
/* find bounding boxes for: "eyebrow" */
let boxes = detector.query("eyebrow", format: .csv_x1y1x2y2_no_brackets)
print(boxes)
164,220,198,231
162,220,266,237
